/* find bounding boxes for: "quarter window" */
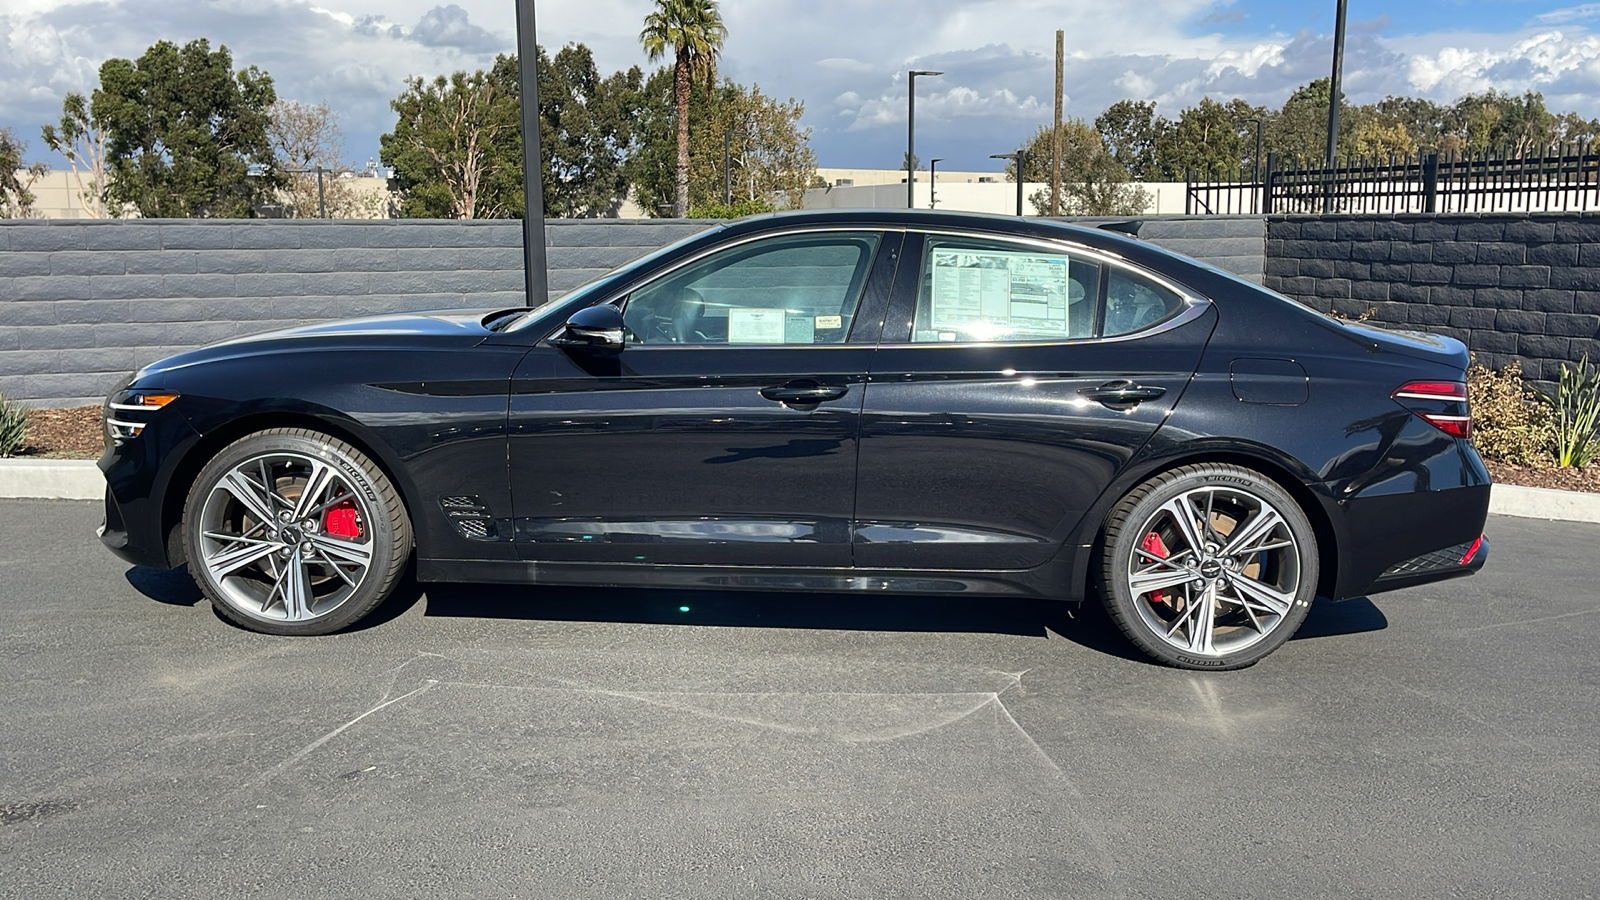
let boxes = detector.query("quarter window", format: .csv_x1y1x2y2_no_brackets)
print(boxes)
621,232,881,345
1104,267,1184,336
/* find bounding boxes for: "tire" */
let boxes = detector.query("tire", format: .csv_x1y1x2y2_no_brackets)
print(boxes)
182,428,412,636
1100,463,1318,670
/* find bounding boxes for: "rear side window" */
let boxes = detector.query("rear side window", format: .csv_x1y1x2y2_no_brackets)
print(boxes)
1104,267,1184,336
909,236,1101,343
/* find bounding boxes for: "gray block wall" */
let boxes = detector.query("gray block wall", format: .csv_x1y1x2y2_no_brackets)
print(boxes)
1264,213,1600,383
1,216,1267,409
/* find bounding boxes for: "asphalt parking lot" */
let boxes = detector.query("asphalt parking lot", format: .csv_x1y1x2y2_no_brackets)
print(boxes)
2,499,1597,899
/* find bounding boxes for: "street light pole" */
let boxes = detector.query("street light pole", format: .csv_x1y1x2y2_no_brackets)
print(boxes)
907,69,942,209
514,0,549,307
929,158,943,209
991,150,1027,216
1324,0,1348,213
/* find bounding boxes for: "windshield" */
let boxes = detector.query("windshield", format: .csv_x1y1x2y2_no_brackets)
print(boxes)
502,224,726,332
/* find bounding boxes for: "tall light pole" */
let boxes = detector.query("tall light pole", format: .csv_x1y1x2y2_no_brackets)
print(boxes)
929,158,943,209
907,69,942,209
991,150,1027,216
514,0,548,306
1324,0,1348,213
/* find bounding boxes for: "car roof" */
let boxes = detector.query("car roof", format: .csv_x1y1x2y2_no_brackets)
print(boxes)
716,208,1152,259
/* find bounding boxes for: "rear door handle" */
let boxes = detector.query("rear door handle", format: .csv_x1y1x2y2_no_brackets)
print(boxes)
760,382,849,404
1078,380,1167,407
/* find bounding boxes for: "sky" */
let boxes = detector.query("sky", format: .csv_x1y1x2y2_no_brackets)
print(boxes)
3,0,1599,175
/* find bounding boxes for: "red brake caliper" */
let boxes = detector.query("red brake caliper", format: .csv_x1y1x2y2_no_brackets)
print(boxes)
1140,531,1171,607
323,500,363,539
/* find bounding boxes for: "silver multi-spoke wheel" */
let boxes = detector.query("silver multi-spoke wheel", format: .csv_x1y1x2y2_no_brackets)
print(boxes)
1102,464,1317,669
185,429,410,635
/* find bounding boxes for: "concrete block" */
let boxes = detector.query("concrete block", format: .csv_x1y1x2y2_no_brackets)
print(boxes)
1457,220,1506,241
159,225,233,251
1371,262,1412,282
0,329,17,351
1503,220,1557,243
302,271,372,296
1332,298,1374,318
1349,241,1391,262
1368,300,1408,322
162,274,237,298
330,248,400,272
456,246,524,270
58,346,137,374
123,251,199,275
1429,285,1475,306
368,292,470,311
1554,220,1600,244
10,226,87,252
1407,304,1449,325
296,225,372,249
1313,278,1352,299
449,269,525,293
230,225,301,250
1496,309,1546,334
267,295,358,321
100,320,237,348
56,300,132,324
1472,288,1523,310
1575,291,1600,315
0,254,52,277
89,274,166,300
1390,242,1432,263
1448,307,1496,329
1413,220,1458,241
1571,337,1600,363
1471,330,1517,354
428,224,521,248
1264,257,1299,277
126,298,210,323
233,273,307,298
1520,334,1570,364
0,349,59,377
363,224,445,248
1392,283,1430,303
1525,289,1575,313
13,276,92,301
1351,281,1390,302
259,249,340,273
1530,243,1578,267
1371,220,1413,241
1309,240,1352,260
393,247,469,271
1,300,58,326
196,250,273,274
1501,266,1550,289
85,224,163,251
1300,220,1338,240
11,372,126,404
17,323,96,349
365,271,436,295
1299,258,1335,279
1336,220,1376,241
1334,260,1370,280
1452,265,1500,287
1267,220,1299,241
1410,264,1453,284
1476,242,1526,265
1276,276,1316,297
1431,242,1476,264
206,297,285,321
1546,313,1600,337
1549,267,1600,291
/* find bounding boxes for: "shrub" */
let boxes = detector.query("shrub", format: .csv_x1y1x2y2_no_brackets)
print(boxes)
0,393,28,457
1467,361,1553,467
1539,354,1600,468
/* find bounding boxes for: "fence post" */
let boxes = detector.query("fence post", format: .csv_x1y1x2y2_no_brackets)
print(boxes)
1262,152,1276,215
1185,169,1194,215
1423,152,1439,213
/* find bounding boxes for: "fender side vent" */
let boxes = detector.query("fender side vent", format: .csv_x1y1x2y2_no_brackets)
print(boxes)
438,495,498,541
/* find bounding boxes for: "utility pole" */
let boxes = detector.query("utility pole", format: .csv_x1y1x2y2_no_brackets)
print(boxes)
1324,0,1348,213
1052,30,1063,217
514,0,549,307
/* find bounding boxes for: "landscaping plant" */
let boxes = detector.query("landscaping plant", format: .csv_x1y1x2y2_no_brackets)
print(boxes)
1540,354,1600,468
0,393,29,457
1467,361,1553,467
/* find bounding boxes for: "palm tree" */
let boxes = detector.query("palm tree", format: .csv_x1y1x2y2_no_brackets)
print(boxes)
640,0,727,217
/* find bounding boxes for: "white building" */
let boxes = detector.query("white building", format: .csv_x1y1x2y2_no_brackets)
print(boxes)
804,167,1192,217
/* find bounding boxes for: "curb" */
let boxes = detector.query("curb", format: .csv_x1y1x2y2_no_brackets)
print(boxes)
4,458,1600,524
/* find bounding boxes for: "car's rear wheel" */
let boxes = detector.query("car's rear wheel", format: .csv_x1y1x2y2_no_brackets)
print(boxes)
183,428,411,635
1101,463,1317,669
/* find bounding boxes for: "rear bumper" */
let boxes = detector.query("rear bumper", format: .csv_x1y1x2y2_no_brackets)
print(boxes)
1366,535,1488,594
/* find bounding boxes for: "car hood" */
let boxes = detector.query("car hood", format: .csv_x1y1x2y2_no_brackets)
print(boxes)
136,308,502,378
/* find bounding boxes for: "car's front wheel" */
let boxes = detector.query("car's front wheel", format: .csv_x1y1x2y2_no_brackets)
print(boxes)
183,428,412,635
1101,463,1318,669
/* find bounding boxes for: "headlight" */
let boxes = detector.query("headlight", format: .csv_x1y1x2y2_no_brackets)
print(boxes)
105,390,180,445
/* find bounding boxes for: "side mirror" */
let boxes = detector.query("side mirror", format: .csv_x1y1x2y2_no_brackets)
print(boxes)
549,304,625,353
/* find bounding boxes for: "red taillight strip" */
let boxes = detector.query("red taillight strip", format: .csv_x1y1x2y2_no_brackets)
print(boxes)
1417,413,1472,439
1461,535,1484,565
1392,381,1468,402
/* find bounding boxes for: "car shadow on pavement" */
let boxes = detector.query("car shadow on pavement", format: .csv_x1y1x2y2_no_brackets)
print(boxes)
1294,595,1388,640
125,565,202,606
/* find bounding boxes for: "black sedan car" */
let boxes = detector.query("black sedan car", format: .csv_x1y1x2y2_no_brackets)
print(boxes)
100,210,1489,669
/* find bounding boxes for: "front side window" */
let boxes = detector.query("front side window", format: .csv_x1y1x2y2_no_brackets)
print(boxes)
909,237,1101,343
621,232,882,345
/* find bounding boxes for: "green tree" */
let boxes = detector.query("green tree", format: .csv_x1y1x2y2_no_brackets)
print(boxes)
92,39,279,218
1011,119,1149,215
1262,79,1356,165
381,55,523,219
1095,100,1171,180
1,127,47,218
41,92,113,218
640,0,727,217
540,44,644,217
1160,97,1247,176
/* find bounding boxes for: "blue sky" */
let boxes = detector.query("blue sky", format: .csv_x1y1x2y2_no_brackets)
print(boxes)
2,0,1595,177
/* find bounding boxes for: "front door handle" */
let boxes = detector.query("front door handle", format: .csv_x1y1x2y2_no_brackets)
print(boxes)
760,382,849,404
1078,380,1167,407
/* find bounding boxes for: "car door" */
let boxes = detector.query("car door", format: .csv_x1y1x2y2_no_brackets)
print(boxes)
508,229,902,566
853,231,1216,570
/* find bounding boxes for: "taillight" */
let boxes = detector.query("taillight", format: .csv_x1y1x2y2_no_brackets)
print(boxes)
1392,380,1471,439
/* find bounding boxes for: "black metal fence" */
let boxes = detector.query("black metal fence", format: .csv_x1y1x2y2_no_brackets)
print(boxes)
1186,145,1600,215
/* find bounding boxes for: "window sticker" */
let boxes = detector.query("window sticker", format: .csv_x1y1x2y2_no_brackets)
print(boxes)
728,307,786,343
929,248,1072,338
784,315,816,343
815,315,843,330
